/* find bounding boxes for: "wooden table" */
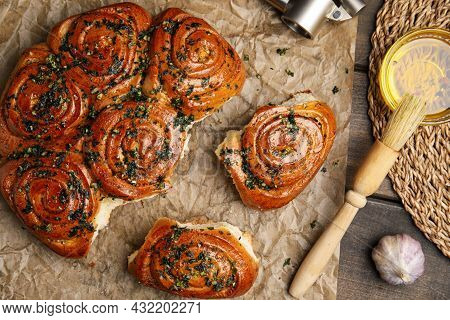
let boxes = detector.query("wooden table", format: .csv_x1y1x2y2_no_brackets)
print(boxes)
337,0,449,300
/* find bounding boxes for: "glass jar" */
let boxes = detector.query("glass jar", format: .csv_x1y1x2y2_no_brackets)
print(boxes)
379,28,449,125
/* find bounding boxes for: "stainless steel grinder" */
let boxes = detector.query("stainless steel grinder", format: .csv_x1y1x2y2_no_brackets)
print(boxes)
266,0,366,39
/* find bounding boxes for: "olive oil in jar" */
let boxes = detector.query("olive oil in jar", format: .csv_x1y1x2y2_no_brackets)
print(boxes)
379,28,449,125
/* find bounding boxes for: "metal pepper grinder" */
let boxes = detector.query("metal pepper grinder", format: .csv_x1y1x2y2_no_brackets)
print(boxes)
266,0,366,39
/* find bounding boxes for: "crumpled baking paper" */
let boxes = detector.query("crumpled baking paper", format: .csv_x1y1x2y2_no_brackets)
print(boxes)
0,0,357,299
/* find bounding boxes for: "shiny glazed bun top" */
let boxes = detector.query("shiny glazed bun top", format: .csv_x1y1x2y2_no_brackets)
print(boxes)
128,218,259,299
217,100,336,210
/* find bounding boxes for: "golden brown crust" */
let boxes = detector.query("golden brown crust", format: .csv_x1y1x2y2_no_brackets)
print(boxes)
129,218,259,299
47,2,152,109
217,102,336,210
143,8,245,121
0,44,88,159
84,101,186,200
0,150,101,258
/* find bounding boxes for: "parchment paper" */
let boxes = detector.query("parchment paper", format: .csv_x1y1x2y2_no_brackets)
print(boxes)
0,0,357,299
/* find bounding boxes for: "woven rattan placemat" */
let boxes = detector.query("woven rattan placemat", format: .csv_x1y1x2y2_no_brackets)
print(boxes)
368,0,449,257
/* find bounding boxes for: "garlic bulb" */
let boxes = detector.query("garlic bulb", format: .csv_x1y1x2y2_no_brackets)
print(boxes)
372,234,425,285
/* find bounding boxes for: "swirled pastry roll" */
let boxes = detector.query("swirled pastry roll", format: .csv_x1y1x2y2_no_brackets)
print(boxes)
143,8,245,121
84,101,187,201
216,98,336,210
0,150,101,257
48,2,152,109
128,218,259,299
0,44,88,159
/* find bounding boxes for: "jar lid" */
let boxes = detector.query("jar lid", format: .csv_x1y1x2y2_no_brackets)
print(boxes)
379,28,449,125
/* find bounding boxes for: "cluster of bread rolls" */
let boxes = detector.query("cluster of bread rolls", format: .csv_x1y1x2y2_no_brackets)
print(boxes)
0,3,244,259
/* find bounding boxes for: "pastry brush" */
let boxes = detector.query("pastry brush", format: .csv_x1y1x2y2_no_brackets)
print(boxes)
289,94,426,299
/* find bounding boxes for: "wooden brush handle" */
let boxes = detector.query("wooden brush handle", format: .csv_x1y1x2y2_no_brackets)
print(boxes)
289,191,366,299
353,140,400,196
289,140,399,299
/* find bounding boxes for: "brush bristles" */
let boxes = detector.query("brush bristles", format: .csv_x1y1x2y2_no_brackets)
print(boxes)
381,94,426,151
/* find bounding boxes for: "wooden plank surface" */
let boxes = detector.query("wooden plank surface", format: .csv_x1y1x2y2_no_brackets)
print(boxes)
354,0,382,70
338,0,449,300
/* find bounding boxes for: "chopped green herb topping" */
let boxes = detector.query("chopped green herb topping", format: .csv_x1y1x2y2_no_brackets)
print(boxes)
8,145,52,160
161,19,180,34
78,125,93,137
128,86,148,102
58,189,69,204
185,85,194,96
276,48,289,56
138,26,156,40
176,51,187,61
59,33,71,52
16,161,32,176
332,86,340,94
46,54,61,71
156,140,172,160
108,55,123,75
156,176,166,189
201,77,210,88
22,201,33,214
84,150,100,164
169,225,186,242
171,97,183,109
285,109,299,135
285,69,294,77
241,148,272,190
126,128,138,138
39,224,52,233
87,105,98,120
174,112,194,132
125,104,149,119
124,160,138,182
105,20,132,34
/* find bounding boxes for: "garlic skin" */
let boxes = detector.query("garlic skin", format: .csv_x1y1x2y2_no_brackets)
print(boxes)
372,234,425,285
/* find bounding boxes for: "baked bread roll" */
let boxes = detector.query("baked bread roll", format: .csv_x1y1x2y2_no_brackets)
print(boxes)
216,96,336,210
84,100,187,200
143,8,245,121
0,151,101,257
128,218,259,299
47,2,152,110
0,3,245,257
0,44,88,159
